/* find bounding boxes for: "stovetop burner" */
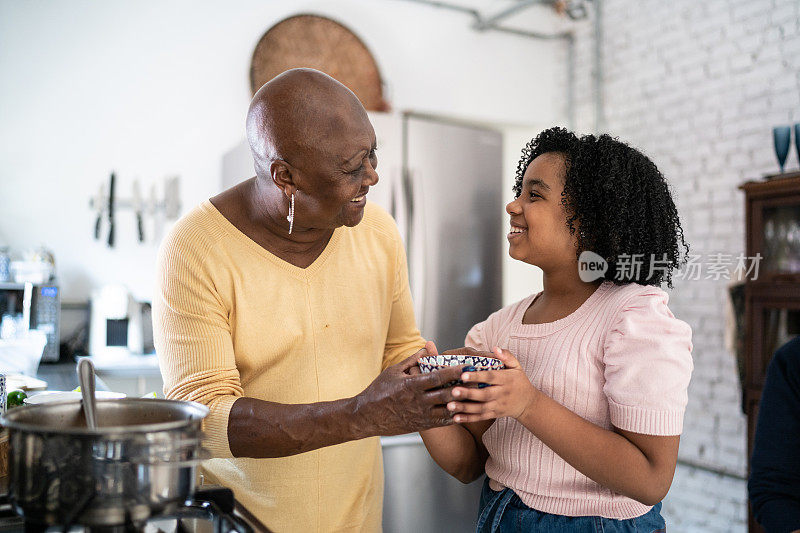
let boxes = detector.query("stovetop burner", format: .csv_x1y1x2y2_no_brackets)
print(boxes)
0,486,272,533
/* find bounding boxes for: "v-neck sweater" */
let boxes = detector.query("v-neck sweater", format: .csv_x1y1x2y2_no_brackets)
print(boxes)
153,200,425,532
466,281,693,519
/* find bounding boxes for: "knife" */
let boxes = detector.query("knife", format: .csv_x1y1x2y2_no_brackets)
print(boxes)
132,179,144,242
107,172,115,247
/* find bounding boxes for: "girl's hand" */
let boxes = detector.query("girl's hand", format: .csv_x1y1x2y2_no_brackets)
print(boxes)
448,348,541,423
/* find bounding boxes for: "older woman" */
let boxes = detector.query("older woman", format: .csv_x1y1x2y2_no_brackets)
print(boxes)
153,69,464,532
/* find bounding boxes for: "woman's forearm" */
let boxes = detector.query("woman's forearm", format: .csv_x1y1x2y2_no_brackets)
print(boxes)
420,425,485,484
517,393,679,506
228,396,370,458
227,357,470,458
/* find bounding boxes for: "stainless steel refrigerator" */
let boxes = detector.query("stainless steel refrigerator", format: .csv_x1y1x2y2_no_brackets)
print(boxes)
221,112,504,532
368,112,503,364
369,112,503,533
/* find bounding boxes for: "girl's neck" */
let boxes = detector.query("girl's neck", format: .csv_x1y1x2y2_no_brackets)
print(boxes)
539,265,603,300
522,270,603,325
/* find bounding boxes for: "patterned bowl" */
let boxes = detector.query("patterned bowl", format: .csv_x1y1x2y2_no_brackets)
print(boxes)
418,354,504,374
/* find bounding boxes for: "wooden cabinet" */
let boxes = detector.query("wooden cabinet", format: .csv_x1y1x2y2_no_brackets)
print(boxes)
739,170,800,533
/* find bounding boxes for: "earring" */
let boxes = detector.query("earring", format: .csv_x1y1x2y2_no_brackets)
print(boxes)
287,193,295,235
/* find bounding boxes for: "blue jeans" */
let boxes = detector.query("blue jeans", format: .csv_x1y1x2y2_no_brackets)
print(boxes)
477,477,667,533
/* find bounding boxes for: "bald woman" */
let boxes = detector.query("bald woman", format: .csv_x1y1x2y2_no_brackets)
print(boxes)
153,69,465,532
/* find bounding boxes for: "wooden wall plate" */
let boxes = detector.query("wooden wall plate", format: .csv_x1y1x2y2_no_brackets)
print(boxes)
250,14,389,111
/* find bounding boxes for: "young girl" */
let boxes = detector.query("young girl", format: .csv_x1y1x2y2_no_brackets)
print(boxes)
420,127,693,532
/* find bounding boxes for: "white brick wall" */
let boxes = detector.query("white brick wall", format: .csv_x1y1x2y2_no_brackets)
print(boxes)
567,0,800,529
663,464,749,532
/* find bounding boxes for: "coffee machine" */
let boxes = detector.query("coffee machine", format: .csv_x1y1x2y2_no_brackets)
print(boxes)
89,285,152,357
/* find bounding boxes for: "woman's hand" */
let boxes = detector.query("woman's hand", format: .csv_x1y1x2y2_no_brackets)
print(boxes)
352,343,469,436
447,347,541,423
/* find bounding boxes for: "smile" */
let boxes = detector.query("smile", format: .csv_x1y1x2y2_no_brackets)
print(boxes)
351,195,366,203
508,225,527,238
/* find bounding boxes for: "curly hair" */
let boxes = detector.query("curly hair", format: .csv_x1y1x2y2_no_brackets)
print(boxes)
513,127,688,288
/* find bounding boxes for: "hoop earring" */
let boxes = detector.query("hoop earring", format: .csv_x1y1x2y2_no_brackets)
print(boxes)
286,193,295,234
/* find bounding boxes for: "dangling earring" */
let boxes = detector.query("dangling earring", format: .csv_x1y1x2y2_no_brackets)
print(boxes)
286,193,295,234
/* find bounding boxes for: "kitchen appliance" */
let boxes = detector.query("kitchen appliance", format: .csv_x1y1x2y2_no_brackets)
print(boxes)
89,285,153,357
381,435,484,532
0,281,60,362
0,398,209,530
373,113,502,532
0,486,271,532
222,111,504,532
368,112,504,355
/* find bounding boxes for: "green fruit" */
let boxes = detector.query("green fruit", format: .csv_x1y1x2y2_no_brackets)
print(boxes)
7,390,27,408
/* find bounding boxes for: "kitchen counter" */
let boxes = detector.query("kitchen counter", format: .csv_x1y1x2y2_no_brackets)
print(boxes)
34,353,163,398
35,362,111,392
83,353,163,397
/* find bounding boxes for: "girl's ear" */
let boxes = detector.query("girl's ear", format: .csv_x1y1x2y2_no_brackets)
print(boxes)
570,222,584,251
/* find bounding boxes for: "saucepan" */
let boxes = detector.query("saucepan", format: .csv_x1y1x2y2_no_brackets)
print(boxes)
0,398,209,528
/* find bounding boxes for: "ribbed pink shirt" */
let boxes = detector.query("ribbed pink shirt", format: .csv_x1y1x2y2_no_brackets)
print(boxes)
465,281,693,519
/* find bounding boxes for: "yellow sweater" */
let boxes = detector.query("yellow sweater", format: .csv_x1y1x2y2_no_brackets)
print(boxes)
153,200,425,532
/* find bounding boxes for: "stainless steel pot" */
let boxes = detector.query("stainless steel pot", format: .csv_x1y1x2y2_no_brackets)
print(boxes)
0,398,208,528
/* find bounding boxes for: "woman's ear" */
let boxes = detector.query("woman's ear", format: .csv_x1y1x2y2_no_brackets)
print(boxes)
270,159,297,198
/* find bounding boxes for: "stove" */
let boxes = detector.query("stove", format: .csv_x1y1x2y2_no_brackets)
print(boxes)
0,486,272,533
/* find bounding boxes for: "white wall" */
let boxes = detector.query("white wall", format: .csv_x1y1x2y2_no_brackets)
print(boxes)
0,0,564,303
569,0,800,530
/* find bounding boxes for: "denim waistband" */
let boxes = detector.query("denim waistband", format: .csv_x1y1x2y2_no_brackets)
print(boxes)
476,479,516,533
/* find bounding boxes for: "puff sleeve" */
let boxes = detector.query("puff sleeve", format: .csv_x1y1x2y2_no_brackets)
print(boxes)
465,321,490,353
602,288,693,436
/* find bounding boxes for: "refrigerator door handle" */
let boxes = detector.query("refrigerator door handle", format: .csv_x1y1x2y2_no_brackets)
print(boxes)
402,167,414,245
390,165,408,244
389,178,397,220
404,168,425,330
389,164,402,222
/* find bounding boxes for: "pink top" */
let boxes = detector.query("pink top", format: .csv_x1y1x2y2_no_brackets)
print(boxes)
466,281,693,519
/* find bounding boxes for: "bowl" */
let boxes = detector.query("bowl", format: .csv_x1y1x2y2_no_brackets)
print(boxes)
0,330,47,377
418,354,504,374
24,390,127,405
9,260,53,284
